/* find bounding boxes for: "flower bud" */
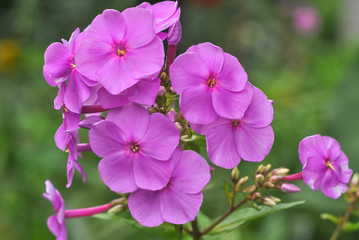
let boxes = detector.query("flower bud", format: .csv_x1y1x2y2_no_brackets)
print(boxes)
79,116,104,129
281,183,301,193
175,122,183,133
237,176,249,187
350,173,359,187
264,182,274,189
255,174,265,185
167,20,182,46
242,185,256,193
158,86,166,96
251,192,261,200
272,167,290,176
269,175,282,184
263,164,272,175
108,204,126,214
256,164,264,174
231,167,240,183
262,197,276,206
268,196,281,203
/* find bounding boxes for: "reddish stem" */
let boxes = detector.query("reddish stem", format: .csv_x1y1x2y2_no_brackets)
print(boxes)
65,203,112,218
283,172,303,181
77,143,91,152
81,105,108,114
165,45,177,72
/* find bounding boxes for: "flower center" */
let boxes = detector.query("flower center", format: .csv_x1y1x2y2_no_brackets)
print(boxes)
115,44,126,57
130,143,140,153
231,119,240,127
70,63,76,68
207,78,216,88
326,160,335,171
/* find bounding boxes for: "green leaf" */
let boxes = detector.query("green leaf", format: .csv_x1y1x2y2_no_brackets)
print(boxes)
224,182,232,206
174,225,183,240
208,200,305,235
343,221,359,232
321,213,340,225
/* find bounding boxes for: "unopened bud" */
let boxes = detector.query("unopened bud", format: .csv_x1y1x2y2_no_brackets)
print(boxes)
167,20,182,46
108,204,126,214
263,164,272,175
251,192,261,200
272,168,290,176
350,173,359,187
242,185,256,193
166,109,177,123
255,174,265,184
264,182,275,189
269,175,282,184
268,196,281,203
237,176,249,187
281,183,301,193
231,167,240,183
175,122,183,132
158,86,166,96
262,197,276,206
256,164,264,174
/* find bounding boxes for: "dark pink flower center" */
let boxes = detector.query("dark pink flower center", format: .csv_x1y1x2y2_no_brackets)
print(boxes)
326,160,335,171
231,119,240,127
207,77,216,88
130,143,140,153
115,44,126,57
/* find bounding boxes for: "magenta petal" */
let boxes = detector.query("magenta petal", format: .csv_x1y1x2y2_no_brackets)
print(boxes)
47,215,67,240
212,83,253,120
190,117,228,135
75,40,113,80
54,82,66,110
128,190,163,227
43,42,71,86
332,152,353,183
139,113,179,160
169,52,210,94
152,1,178,23
187,42,224,74
106,103,150,142
241,86,273,128
97,56,138,95
125,37,164,80
97,87,129,109
122,8,156,49
127,78,160,105
98,151,137,193
64,70,91,113
318,136,341,160
133,153,171,190
298,135,322,165
235,124,274,162
171,150,210,194
302,156,327,191
218,53,247,92
321,171,348,199
88,9,125,45
54,123,67,151
161,187,203,225
180,85,218,124
207,124,241,169
89,121,127,158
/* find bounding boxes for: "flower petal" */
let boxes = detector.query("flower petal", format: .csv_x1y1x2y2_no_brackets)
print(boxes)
171,150,210,194
88,9,125,45
106,103,150,142
187,42,224,74
98,151,137,193
180,85,218,124
235,124,274,162
97,87,129,109
190,117,228,135
54,82,66,110
127,78,160,106
128,189,163,227
122,8,156,48
218,53,247,92
89,120,127,158
207,124,241,169
64,70,91,113
212,83,253,120
47,215,66,239
125,37,164,80
43,42,71,86
302,156,327,191
321,171,348,199
332,152,353,183
241,86,273,128
169,52,210,94
133,153,172,190
139,113,179,160
161,187,203,225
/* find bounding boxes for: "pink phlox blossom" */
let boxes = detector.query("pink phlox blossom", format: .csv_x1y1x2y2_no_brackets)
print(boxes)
89,103,180,193
43,28,96,113
75,8,164,95
299,134,353,199
170,42,251,124
128,147,211,227
191,85,274,169
43,180,67,240
66,130,86,188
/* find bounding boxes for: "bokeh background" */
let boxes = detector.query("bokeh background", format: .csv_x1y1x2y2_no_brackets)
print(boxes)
1,0,359,239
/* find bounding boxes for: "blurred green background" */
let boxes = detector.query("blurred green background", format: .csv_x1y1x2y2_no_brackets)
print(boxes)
1,0,359,239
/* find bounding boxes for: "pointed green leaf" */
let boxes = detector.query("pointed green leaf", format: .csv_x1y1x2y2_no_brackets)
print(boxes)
321,213,340,225
343,221,359,232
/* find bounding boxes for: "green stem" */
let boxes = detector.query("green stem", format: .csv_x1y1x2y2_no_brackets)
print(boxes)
330,202,355,240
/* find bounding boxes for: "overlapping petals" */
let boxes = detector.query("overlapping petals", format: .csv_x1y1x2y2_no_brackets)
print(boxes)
128,148,211,227
299,134,353,199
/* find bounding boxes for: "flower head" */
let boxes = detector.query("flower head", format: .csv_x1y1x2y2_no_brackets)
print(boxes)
43,180,67,240
191,85,274,169
76,8,164,95
128,147,211,227
89,103,180,193
170,42,251,124
299,134,353,199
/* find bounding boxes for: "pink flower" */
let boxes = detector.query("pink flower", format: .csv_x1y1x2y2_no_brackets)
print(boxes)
299,135,353,199
170,42,251,124
137,1,181,34
128,147,210,227
191,85,274,169
76,8,164,95
293,6,321,35
43,28,96,113
89,103,180,193
43,180,67,240
66,131,86,188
